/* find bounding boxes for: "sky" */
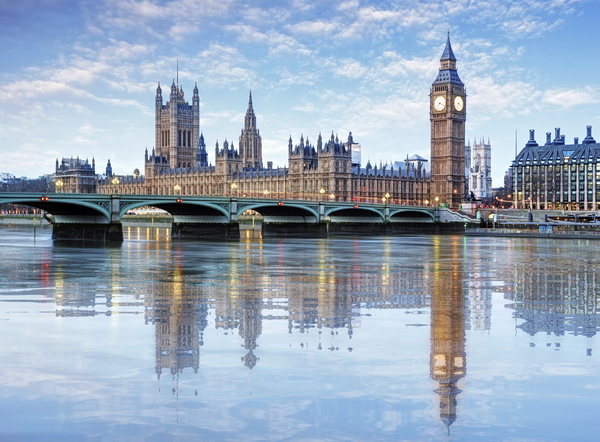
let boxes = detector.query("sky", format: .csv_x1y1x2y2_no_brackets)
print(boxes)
1,0,599,187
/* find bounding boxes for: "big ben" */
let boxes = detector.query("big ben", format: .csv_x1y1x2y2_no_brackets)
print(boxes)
430,32,466,208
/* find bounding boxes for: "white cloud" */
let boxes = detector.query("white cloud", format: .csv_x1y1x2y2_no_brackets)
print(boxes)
287,20,340,36
78,123,107,135
542,86,599,108
468,76,542,119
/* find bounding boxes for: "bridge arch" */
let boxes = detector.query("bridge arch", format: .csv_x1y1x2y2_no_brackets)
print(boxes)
325,206,385,223
0,194,111,223
389,208,435,223
119,199,230,223
237,202,319,223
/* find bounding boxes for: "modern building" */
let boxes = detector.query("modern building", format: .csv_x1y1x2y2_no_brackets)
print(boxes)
90,35,465,208
53,157,96,193
511,126,598,210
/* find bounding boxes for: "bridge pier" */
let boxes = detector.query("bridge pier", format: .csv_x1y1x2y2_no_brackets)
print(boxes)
261,222,327,238
52,222,123,242
171,222,241,240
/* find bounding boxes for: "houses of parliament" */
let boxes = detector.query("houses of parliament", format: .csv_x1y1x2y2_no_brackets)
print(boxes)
91,36,466,207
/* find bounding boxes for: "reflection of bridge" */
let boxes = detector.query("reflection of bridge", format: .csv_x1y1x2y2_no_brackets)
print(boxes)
0,192,465,241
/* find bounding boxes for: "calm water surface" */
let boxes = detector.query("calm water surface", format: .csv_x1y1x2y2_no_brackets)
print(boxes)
1,225,599,441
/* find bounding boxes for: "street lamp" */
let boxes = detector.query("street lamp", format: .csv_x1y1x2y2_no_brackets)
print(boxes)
435,196,439,208
329,193,335,201
263,189,269,198
55,179,63,193
111,177,120,194
174,184,181,195
231,182,238,197
425,199,429,206
385,192,390,205
320,188,325,201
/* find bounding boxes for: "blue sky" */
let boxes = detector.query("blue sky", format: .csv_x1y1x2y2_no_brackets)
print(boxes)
1,0,598,186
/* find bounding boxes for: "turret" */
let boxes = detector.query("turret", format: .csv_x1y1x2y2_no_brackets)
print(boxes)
156,81,163,107
170,78,177,100
193,81,199,106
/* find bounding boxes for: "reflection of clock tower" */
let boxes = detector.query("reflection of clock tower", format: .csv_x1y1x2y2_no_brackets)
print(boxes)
430,32,466,208
430,238,467,430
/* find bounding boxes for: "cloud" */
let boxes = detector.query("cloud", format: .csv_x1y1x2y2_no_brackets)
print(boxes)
468,76,542,119
78,123,107,136
193,44,257,88
542,86,599,108
287,20,340,36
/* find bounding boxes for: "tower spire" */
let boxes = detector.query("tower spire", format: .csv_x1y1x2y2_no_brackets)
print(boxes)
441,30,456,61
248,89,253,111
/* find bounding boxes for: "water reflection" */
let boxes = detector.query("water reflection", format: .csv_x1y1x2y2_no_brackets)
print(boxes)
430,237,466,430
4,225,600,439
506,245,600,337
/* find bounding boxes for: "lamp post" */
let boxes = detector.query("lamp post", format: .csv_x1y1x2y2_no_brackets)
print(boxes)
385,192,390,205
329,193,335,201
425,199,429,206
435,196,439,208
320,188,325,201
263,189,269,198
174,184,181,195
55,179,63,193
231,182,238,197
111,177,120,194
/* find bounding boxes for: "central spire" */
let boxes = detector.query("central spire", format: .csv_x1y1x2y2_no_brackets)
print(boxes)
441,30,456,62
248,90,253,111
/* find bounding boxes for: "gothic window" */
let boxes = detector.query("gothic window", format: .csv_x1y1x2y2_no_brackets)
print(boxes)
178,130,182,147
188,131,191,147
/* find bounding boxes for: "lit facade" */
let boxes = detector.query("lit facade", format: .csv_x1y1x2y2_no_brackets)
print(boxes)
95,37,468,205
53,157,96,194
511,126,599,210
430,33,467,208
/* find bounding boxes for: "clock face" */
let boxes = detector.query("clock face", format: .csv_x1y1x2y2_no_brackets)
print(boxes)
454,96,464,111
434,96,446,111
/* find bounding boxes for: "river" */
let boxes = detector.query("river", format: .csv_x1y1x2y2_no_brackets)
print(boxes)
0,224,599,441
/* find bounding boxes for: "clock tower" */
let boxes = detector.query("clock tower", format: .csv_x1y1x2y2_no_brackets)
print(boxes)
430,32,466,208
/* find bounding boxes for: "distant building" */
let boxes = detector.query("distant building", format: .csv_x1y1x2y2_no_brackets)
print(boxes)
53,157,96,193
467,137,492,200
83,35,467,207
464,142,471,192
105,159,113,177
97,90,431,204
511,126,598,210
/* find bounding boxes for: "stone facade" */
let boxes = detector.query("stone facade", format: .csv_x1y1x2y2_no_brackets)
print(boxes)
468,137,492,200
53,156,96,194
430,33,466,208
95,36,469,207
98,91,431,204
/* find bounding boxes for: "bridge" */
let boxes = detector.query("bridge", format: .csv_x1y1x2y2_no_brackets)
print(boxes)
0,192,471,241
